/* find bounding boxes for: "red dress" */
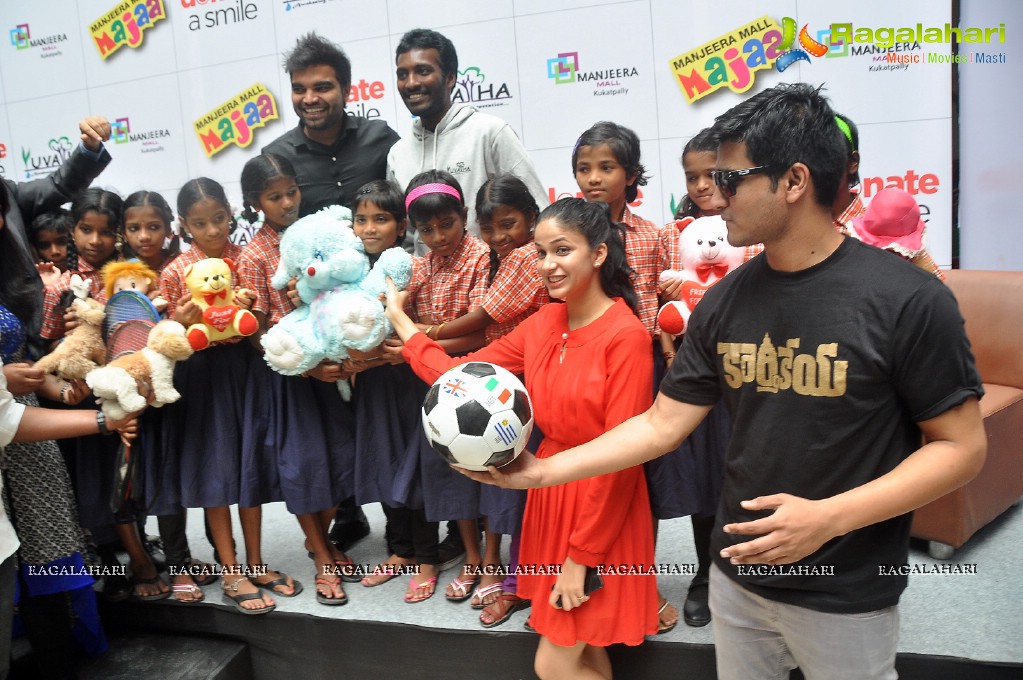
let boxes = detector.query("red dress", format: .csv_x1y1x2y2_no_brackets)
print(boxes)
404,299,658,646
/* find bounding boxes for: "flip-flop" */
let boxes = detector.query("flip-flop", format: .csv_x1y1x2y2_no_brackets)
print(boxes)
404,576,437,603
657,598,679,634
222,578,275,616
253,571,303,597
185,558,219,587
171,582,204,604
315,577,348,606
334,557,363,584
480,593,531,629
131,574,171,602
470,582,504,610
445,575,480,603
361,563,404,587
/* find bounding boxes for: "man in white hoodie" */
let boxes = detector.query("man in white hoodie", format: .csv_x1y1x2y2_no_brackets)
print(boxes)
388,28,548,247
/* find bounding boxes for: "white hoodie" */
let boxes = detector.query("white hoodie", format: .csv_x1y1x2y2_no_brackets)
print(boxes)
387,103,548,241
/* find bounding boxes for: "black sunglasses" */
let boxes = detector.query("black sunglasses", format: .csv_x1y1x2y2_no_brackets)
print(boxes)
711,165,774,198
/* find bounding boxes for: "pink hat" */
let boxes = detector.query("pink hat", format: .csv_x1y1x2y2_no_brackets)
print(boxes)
851,188,925,255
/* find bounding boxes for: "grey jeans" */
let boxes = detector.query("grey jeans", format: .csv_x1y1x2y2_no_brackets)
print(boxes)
709,563,899,680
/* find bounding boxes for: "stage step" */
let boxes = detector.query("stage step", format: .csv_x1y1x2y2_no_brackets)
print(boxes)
11,631,251,680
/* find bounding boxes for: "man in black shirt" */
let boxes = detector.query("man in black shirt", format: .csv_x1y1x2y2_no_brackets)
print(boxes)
264,33,399,217
467,84,986,680
264,33,400,548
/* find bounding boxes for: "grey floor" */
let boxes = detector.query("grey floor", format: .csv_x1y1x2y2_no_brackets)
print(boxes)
149,499,1023,664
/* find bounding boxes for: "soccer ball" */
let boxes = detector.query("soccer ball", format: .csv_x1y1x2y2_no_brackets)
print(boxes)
422,362,534,471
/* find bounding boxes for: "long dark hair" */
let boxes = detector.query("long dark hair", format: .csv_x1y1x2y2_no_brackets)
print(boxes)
66,187,123,272
0,185,37,326
539,198,638,316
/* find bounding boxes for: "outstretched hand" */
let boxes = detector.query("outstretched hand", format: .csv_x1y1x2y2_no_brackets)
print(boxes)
453,450,547,490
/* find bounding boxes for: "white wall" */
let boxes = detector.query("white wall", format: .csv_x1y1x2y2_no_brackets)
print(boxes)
958,0,1022,270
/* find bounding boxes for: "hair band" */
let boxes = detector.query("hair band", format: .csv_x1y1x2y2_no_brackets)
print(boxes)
834,116,855,151
405,183,462,211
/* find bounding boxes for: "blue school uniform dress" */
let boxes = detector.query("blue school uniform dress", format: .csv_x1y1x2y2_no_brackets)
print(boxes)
393,236,490,522
237,225,354,515
475,242,548,535
146,244,267,513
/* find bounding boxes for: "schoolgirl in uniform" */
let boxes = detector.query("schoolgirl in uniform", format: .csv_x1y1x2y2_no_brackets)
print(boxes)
237,153,355,606
38,188,170,601
429,175,547,620
157,177,297,615
374,171,489,603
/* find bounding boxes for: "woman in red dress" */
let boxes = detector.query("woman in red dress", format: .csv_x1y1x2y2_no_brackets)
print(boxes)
387,198,657,679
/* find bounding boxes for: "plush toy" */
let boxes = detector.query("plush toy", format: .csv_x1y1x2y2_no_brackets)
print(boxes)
260,206,413,399
85,320,194,420
182,257,258,351
101,260,168,313
34,275,107,380
657,215,746,336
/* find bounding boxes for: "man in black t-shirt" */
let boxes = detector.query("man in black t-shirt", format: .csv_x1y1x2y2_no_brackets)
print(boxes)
467,84,986,680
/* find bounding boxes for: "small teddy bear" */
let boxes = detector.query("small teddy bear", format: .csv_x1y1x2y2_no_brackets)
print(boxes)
34,275,107,380
260,206,412,399
657,215,746,336
85,320,194,420
182,257,258,351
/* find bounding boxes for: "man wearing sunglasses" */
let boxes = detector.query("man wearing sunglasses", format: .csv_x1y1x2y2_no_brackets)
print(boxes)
465,82,985,680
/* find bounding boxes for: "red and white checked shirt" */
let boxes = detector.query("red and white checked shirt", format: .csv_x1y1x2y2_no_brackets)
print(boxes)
834,194,866,235
407,234,490,324
160,243,246,329
236,226,295,328
40,260,107,341
621,207,668,337
482,242,549,344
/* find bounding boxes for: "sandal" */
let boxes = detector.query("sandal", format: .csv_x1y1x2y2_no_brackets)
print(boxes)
315,576,348,606
172,582,204,604
361,562,406,587
333,556,363,584
185,558,219,587
480,593,531,629
470,582,503,610
131,574,171,602
404,576,437,603
445,574,480,603
253,570,303,597
658,598,679,634
222,577,275,615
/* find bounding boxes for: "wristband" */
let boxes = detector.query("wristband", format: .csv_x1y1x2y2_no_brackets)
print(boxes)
96,410,113,436
60,382,72,404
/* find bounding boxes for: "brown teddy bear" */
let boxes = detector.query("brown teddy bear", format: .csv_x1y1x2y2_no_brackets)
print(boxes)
34,275,107,380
